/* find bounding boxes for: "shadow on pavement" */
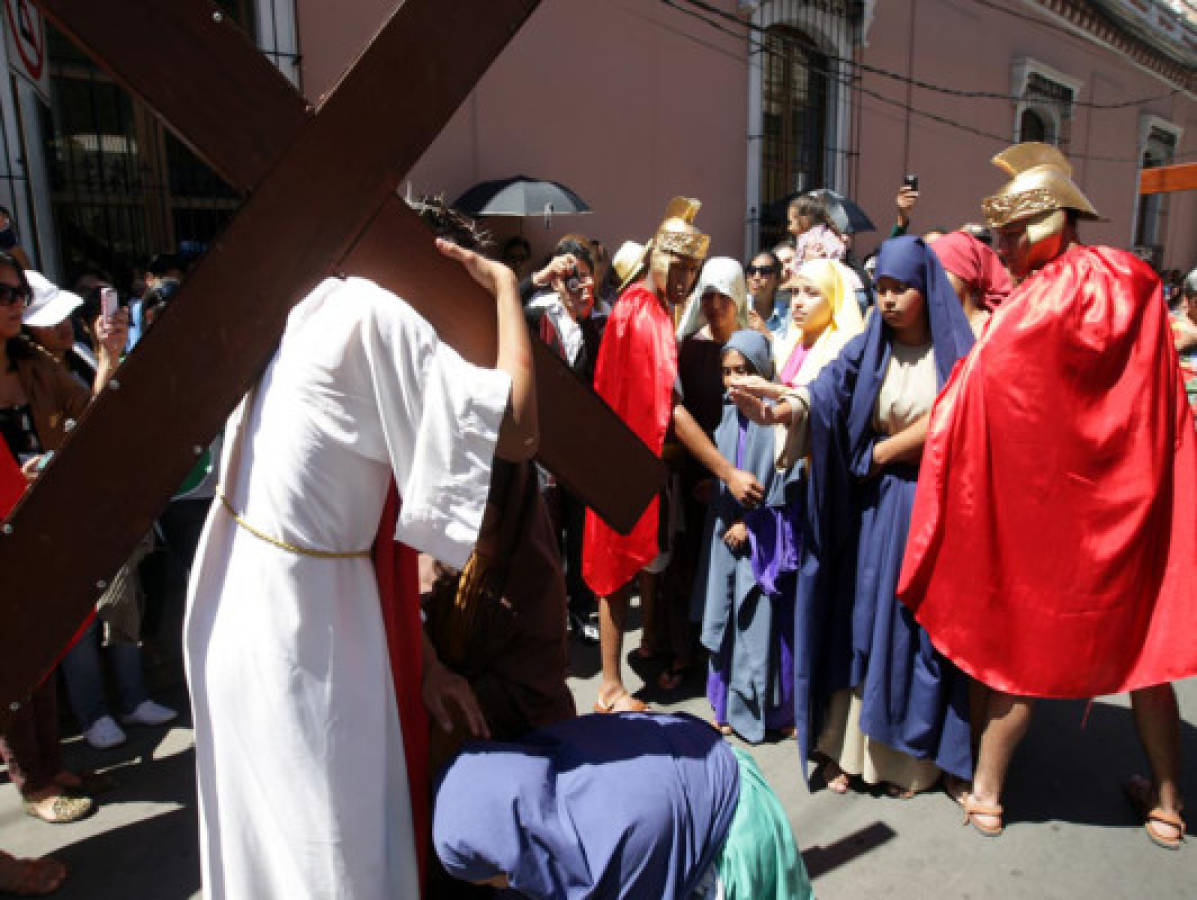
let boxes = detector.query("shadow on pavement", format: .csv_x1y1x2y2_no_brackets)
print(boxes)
1000,696,1196,829
802,820,897,879
51,802,200,900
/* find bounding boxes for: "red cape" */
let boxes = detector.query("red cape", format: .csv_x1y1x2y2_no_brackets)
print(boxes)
898,246,1197,697
373,483,428,893
582,283,676,597
0,443,22,518
1,446,93,680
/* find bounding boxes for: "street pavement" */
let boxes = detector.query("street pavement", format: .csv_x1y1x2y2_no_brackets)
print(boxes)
3,601,1195,898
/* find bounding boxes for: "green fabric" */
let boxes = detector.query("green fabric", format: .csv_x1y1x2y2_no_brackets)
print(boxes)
889,222,907,239
716,748,813,900
175,448,211,498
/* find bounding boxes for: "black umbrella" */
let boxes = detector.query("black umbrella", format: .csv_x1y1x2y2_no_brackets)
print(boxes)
762,188,876,235
453,175,591,218
807,188,875,234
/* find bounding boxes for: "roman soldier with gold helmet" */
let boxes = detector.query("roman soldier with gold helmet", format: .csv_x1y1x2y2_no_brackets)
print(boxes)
583,197,710,714
980,142,1101,280
897,143,1197,848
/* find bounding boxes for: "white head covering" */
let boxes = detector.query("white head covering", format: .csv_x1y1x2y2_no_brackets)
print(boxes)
23,270,84,327
612,240,646,292
676,256,749,340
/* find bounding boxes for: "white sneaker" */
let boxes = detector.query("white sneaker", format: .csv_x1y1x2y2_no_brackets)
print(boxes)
83,715,127,749
120,700,178,727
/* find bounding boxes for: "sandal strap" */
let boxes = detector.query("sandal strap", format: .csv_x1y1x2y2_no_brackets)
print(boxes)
1147,808,1186,835
962,796,1003,820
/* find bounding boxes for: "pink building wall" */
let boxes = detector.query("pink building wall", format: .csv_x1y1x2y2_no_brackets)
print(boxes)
296,0,751,268
852,0,1196,271
296,0,1194,273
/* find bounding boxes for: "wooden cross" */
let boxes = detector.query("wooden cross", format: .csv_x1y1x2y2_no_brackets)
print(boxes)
0,0,663,716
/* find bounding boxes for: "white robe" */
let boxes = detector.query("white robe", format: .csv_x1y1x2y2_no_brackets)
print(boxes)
184,277,511,899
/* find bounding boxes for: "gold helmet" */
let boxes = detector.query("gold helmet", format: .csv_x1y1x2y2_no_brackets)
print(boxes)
619,196,710,294
982,143,1101,242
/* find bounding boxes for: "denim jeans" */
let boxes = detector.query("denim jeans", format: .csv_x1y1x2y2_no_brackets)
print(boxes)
59,618,148,729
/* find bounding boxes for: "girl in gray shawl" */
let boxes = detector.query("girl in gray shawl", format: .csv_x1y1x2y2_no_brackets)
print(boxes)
694,329,797,743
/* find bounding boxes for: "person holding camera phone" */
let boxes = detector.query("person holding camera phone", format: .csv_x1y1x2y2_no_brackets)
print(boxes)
893,175,919,238
0,255,130,825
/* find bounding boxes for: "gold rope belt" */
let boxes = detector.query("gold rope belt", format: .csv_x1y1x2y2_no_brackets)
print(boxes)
216,490,372,559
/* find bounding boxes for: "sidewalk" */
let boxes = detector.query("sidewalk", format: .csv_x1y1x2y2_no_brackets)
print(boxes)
3,607,1195,898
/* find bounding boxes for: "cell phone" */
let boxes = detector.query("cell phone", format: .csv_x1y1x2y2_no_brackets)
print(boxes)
902,174,919,192
100,286,119,318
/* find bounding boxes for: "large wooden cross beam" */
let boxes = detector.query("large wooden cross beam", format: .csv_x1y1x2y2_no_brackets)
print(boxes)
0,0,662,716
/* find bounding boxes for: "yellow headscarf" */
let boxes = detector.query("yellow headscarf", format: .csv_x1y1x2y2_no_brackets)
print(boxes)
773,258,865,385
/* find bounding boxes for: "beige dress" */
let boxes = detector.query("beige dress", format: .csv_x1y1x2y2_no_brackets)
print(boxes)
815,341,942,794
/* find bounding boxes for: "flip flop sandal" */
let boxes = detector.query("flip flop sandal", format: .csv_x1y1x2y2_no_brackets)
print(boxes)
1124,775,1186,850
592,691,649,714
1143,809,1186,851
943,774,971,807
710,720,733,736
0,852,67,896
962,794,1004,837
821,762,851,795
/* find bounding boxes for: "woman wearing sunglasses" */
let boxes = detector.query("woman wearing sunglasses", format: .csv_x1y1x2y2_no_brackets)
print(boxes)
0,253,127,828
745,251,786,337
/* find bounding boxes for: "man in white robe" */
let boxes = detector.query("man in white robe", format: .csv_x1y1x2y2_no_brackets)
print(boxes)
184,239,537,899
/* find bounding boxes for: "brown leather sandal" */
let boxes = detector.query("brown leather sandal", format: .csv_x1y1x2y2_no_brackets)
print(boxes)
962,793,1004,837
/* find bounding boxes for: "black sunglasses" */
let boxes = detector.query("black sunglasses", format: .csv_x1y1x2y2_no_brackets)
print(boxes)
745,264,778,277
0,283,30,307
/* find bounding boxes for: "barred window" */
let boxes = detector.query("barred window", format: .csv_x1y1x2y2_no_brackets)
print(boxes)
40,3,259,281
759,26,829,250
1134,123,1179,257
1011,60,1079,152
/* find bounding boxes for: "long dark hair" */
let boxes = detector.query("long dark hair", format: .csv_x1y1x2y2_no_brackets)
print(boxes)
1,252,33,365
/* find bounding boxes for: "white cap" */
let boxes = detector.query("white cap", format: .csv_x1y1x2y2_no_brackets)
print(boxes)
23,270,83,327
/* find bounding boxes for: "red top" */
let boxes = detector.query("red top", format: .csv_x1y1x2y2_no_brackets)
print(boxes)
0,444,22,518
372,484,427,894
582,283,677,597
898,246,1197,697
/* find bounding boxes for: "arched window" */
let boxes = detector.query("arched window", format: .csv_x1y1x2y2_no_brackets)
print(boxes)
759,26,829,249
1019,108,1048,144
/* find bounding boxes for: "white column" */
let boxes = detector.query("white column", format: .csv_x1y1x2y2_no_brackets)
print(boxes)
15,78,59,280
254,0,301,89
745,6,764,255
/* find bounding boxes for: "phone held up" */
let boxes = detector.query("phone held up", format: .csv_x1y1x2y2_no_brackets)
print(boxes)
100,286,119,319
902,174,919,192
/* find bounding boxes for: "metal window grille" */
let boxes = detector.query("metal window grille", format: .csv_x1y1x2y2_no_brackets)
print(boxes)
758,26,829,249
40,0,257,287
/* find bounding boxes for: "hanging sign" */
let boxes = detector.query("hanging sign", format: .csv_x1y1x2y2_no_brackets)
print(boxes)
3,0,51,105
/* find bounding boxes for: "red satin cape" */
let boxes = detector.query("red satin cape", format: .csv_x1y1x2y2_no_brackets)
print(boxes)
582,284,677,597
372,483,428,893
899,246,1197,698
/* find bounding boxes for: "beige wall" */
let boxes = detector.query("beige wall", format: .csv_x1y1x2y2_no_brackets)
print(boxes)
297,0,750,267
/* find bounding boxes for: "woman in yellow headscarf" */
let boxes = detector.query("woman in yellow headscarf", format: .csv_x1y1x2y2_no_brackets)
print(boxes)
773,259,865,389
